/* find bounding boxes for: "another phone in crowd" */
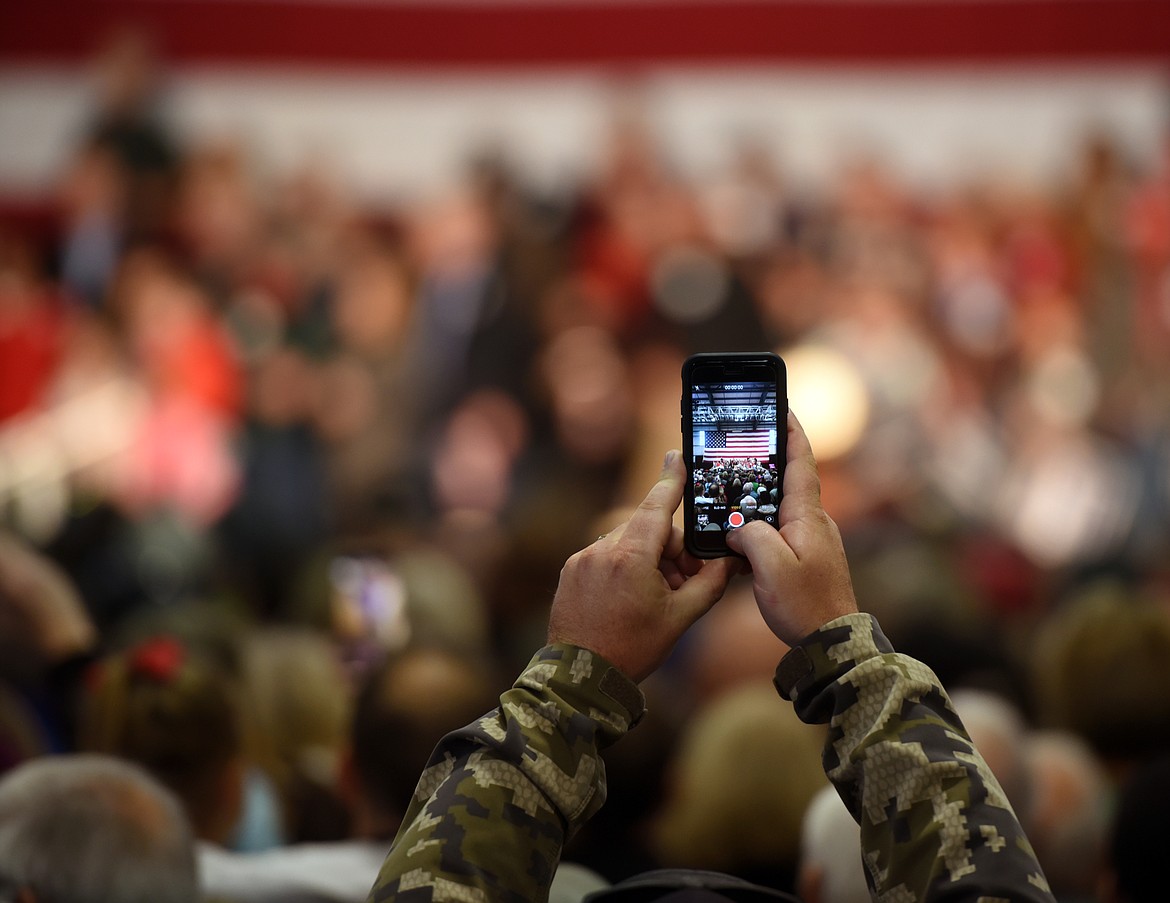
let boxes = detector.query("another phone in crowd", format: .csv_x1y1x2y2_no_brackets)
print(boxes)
682,352,787,558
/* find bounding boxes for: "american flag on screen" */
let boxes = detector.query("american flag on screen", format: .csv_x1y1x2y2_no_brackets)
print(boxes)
703,429,774,460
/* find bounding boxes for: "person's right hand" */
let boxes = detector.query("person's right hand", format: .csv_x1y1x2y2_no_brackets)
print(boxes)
725,411,858,646
547,450,738,683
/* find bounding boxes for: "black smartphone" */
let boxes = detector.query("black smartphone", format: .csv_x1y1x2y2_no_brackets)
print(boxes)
682,352,787,558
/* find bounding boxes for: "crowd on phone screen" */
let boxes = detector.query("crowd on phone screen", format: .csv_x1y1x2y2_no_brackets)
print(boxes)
3,30,1170,903
693,459,780,527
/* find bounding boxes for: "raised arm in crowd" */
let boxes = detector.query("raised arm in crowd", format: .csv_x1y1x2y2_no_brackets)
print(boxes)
366,412,1056,903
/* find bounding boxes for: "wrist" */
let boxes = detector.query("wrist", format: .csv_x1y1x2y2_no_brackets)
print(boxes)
772,613,886,714
520,643,647,735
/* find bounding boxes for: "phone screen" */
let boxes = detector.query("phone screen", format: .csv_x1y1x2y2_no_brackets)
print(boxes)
683,353,786,558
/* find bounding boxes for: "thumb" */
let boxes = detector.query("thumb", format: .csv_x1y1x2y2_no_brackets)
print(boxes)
726,521,788,564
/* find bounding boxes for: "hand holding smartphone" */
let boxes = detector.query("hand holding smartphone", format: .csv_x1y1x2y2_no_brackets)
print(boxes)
682,352,787,558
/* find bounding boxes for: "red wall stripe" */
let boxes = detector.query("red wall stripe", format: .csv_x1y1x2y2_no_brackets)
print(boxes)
1,1,1169,68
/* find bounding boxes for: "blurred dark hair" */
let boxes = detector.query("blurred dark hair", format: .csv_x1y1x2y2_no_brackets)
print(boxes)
350,647,496,824
78,636,243,838
1109,755,1170,903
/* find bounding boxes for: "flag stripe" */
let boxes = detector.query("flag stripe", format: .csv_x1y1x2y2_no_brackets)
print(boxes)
703,429,774,459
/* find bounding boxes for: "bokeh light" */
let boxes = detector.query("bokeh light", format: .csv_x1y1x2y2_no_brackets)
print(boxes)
782,344,870,462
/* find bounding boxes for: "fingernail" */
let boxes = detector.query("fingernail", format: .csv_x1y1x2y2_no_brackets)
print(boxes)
664,450,678,468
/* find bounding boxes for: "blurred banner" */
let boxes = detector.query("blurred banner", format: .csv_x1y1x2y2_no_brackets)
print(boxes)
1,1,1167,203
2,0,1169,66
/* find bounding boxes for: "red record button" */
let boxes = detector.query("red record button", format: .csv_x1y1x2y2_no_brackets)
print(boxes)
728,511,745,528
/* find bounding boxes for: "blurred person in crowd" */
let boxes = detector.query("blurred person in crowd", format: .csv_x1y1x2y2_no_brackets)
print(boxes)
925,186,1015,366
0,291,189,627
217,346,330,617
346,646,498,841
1023,731,1111,903
682,581,790,706
1101,754,1170,903
0,529,96,675
574,106,704,340
882,605,1029,717
84,29,179,239
828,156,927,314
94,602,292,856
240,627,351,845
0,230,70,423
312,232,426,534
1125,129,1170,373
428,388,530,537
751,248,831,348
0,531,290,855
651,682,827,894
477,324,641,661
1064,132,1136,385
949,688,1030,812
174,141,263,297
797,785,870,903
700,136,793,265
813,280,944,521
57,138,126,309
538,324,637,468
0,530,98,743
78,634,247,846
113,245,242,421
1032,585,1170,775
0,682,48,777
401,181,537,422
245,161,352,359
198,646,498,903
560,684,680,884
106,245,242,527
366,412,1054,901
56,30,178,309
0,753,197,903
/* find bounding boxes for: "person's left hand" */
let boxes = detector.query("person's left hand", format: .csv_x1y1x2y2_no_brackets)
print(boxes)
547,450,739,683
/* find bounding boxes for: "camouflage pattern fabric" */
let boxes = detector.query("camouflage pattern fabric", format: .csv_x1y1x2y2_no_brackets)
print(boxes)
778,613,1054,903
368,615,1055,903
367,645,643,902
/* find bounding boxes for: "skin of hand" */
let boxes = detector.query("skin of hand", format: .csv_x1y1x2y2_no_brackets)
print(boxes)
547,450,740,683
726,411,859,646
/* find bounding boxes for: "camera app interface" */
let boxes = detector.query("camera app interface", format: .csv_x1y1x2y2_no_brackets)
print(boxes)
690,379,780,539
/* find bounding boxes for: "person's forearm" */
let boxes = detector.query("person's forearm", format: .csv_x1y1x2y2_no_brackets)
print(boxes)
777,613,1055,903
366,644,644,903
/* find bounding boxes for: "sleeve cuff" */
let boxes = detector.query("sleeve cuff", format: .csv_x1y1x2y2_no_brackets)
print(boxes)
519,644,647,736
772,613,893,722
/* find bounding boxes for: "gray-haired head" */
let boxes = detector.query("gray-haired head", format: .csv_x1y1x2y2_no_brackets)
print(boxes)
0,754,197,903
798,785,871,903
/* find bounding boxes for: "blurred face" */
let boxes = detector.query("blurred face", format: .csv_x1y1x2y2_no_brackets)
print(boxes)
332,248,413,356
539,326,635,465
432,390,528,517
250,347,316,426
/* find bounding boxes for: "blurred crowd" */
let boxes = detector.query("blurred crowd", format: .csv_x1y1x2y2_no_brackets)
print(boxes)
3,30,1170,903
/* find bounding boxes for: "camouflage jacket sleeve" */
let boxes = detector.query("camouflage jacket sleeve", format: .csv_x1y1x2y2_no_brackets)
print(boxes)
775,612,1055,903
366,644,644,903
